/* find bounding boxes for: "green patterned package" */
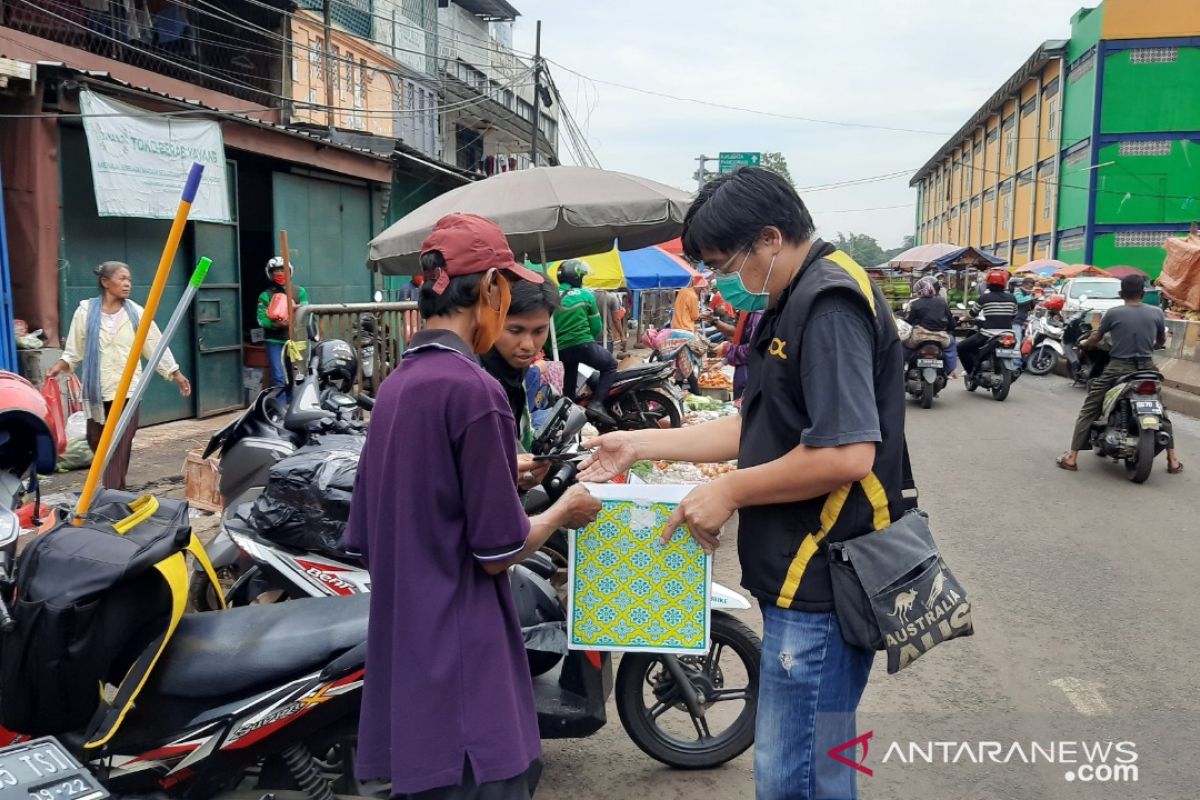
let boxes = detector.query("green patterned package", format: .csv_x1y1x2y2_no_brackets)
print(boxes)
568,484,712,654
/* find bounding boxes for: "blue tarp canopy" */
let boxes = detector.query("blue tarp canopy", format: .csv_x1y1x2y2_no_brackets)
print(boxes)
619,246,694,289
930,246,1006,270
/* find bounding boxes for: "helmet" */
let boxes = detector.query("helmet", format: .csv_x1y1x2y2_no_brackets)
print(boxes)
313,339,358,393
0,370,56,476
557,259,588,288
265,256,292,281
1042,294,1065,312
985,268,1009,288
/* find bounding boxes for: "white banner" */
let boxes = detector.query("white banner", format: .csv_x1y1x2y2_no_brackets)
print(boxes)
79,91,231,223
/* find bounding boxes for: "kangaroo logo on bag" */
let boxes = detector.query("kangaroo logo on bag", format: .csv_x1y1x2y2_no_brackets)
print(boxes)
888,589,918,622
879,560,972,673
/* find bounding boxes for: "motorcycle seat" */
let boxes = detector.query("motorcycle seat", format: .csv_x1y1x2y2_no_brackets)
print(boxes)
1117,369,1163,384
616,363,671,380
151,595,369,700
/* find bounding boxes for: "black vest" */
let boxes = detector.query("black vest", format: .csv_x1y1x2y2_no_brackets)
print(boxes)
737,241,908,612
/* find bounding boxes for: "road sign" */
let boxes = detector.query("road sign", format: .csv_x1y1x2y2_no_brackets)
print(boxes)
718,152,761,173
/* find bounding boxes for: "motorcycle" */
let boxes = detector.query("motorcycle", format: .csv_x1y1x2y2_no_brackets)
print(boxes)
0,373,377,800
1062,311,1108,387
1023,311,1066,376
210,398,760,769
573,361,685,431
961,318,1021,402
1087,368,1172,483
904,339,948,409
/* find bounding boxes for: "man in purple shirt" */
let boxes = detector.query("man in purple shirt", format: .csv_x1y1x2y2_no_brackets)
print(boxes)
347,213,601,799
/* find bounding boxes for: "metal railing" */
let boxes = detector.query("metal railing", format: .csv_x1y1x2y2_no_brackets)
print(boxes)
294,301,420,389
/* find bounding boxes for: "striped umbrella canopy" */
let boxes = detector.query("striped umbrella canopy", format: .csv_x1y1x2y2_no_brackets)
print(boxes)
538,243,702,290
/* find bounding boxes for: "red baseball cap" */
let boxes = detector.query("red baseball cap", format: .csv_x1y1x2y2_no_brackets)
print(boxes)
420,213,544,295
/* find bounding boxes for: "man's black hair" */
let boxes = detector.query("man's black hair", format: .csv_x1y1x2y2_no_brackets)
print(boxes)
1119,274,1147,299
508,278,560,317
417,251,482,319
681,166,816,263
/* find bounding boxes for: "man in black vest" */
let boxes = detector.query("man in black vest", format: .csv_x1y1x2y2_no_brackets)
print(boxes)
581,167,907,800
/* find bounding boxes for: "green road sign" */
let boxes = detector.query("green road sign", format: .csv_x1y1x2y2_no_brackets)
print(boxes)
718,152,761,172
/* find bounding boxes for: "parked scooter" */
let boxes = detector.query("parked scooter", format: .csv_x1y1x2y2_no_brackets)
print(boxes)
573,361,685,431
904,340,949,409
1023,311,1066,376
1062,310,1109,387
213,398,760,769
1087,368,1172,483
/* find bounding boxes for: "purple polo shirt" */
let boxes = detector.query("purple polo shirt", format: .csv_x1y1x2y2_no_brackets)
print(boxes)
347,329,539,795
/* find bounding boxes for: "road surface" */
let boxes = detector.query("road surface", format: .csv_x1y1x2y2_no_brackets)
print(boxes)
539,373,1200,799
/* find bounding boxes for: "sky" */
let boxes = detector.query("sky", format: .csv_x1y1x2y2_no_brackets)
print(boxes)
510,0,1092,249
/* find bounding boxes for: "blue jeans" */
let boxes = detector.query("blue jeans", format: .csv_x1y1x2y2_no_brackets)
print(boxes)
755,606,874,800
266,341,287,388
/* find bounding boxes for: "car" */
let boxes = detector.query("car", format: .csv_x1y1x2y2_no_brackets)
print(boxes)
1060,277,1124,314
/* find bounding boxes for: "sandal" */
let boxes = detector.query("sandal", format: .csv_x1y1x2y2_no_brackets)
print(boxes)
1168,461,1184,475
1056,455,1078,472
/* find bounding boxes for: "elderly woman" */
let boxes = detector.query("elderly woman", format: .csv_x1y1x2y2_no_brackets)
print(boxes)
47,261,191,490
901,276,959,376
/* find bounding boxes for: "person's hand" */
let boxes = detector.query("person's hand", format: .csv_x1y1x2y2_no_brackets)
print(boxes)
578,432,639,482
660,478,738,554
45,359,70,379
552,484,602,529
173,371,192,397
718,342,731,359
516,453,551,491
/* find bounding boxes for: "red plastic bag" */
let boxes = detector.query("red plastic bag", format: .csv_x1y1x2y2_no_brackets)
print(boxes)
41,377,67,455
267,292,290,325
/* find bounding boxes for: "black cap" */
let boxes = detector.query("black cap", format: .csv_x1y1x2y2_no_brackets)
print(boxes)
1120,273,1146,297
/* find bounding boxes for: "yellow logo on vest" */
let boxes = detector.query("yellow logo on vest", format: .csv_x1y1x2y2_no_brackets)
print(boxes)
768,338,788,359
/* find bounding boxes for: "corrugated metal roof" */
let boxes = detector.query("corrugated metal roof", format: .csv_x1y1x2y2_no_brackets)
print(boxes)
909,39,1069,187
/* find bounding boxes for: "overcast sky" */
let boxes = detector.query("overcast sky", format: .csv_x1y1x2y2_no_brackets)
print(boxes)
511,0,1090,249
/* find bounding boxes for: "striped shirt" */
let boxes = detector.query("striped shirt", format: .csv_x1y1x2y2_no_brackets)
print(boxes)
977,290,1018,334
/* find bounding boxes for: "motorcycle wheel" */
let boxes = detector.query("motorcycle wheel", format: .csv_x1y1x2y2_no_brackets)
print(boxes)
919,382,935,409
1027,346,1057,376
992,370,1012,401
613,389,682,431
1125,431,1156,484
615,611,760,769
188,564,241,612
965,374,978,393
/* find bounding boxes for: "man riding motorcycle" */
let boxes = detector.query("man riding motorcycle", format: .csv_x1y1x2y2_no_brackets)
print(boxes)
1056,274,1183,474
958,268,1019,378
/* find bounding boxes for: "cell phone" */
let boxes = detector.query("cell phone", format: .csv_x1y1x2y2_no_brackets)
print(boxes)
531,452,586,463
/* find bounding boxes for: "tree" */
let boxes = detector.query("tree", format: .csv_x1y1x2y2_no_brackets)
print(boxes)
760,151,793,185
880,235,916,264
834,232,887,267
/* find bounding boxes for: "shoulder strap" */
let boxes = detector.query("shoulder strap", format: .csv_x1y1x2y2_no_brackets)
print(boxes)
901,438,919,513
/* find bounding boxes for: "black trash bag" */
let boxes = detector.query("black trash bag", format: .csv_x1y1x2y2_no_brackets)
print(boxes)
250,436,363,558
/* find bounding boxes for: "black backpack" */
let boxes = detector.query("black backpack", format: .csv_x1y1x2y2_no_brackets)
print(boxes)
0,490,222,747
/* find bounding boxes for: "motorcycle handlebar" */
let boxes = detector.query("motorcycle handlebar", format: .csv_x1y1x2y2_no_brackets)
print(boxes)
0,595,14,633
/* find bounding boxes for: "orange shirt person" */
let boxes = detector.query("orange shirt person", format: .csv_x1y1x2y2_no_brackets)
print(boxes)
672,279,702,332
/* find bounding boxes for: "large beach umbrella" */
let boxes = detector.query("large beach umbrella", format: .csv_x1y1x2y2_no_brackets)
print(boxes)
1014,258,1067,275
887,243,960,270
540,244,701,290
1104,265,1148,280
367,166,692,274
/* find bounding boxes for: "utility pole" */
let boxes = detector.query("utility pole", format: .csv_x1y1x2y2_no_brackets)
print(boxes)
529,20,542,168
323,0,335,134
694,154,717,190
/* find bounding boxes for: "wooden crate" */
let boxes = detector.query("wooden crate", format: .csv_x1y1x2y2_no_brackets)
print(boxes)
183,448,222,513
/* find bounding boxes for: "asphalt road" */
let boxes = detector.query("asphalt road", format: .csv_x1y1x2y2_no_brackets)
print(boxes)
539,374,1200,800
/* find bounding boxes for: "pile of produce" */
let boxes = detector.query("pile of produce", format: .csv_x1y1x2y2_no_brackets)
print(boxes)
630,459,736,485
698,369,733,391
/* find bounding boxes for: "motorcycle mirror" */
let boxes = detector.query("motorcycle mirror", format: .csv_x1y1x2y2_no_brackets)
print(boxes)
306,314,321,343
373,290,384,302
561,405,589,441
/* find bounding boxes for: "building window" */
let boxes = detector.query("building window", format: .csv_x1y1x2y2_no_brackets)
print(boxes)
1005,135,1016,168
1021,99,1036,117
1116,231,1174,248
986,128,998,144
1130,47,1178,64
1063,146,1090,169
1043,77,1060,98
972,196,981,208
1059,234,1084,252
1068,50,1095,83
1018,170,1033,185
1002,196,1012,230
1043,186,1055,220
1047,98,1059,140
1119,140,1172,157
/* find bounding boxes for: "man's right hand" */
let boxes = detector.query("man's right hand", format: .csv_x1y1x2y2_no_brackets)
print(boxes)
553,484,602,529
578,432,640,482
45,359,70,379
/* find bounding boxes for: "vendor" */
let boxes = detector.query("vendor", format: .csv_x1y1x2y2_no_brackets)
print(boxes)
257,256,309,390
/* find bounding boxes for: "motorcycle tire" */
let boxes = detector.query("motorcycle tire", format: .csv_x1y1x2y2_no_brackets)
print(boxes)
1027,345,1058,376
1126,431,1156,484
920,381,935,409
615,611,760,770
992,370,1012,401
613,389,682,431
965,374,978,393
188,564,241,612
